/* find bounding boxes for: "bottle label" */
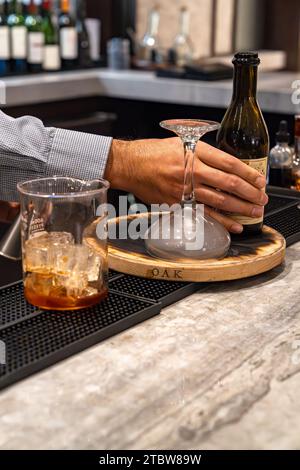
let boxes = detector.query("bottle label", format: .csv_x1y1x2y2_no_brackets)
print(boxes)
28,32,44,64
0,26,10,59
230,157,268,226
43,44,61,70
60,27,78,60
11,26,27,59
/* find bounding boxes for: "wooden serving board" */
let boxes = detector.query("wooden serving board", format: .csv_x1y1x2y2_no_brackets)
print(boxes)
108,214,286,283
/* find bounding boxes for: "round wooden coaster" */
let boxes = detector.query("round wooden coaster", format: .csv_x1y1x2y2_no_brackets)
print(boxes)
108,214,286,283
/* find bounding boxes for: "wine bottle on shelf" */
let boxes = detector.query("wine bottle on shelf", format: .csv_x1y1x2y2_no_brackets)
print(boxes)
77,0,91,68
139,6,160,64
216,52,270,236
172,7,194,67
59,0,78,69
42,0,60,71
7,0,28,73
0,0,10,76
25,0,44,72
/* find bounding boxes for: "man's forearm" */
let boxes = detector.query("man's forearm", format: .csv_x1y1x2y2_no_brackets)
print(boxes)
104,139,136,192
0,109,112,201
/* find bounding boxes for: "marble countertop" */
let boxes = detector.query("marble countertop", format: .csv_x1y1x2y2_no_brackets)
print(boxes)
1,69,300,115
1,241,300,450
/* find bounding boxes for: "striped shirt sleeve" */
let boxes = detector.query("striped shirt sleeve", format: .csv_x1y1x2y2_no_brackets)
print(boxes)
0,110,112,201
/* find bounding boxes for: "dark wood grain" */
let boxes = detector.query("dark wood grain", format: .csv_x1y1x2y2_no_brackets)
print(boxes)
264,0,300,71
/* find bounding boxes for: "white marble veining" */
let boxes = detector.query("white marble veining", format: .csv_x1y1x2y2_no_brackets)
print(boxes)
1,69,300,114
0,243,300,450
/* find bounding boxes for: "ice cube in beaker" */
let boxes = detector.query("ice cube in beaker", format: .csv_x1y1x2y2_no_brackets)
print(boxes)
24,232,74,273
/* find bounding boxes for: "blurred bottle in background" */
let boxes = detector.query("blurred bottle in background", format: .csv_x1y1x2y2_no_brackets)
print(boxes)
138,6,160,66
59,0,78,69
292,115,300,191
0,0,10,76
8,0,28,73
85,17,101,64
42,0,60,71
107,37,130,70
172,6,194,67
77,0,91,68
269,121,293,188
25,0,44,72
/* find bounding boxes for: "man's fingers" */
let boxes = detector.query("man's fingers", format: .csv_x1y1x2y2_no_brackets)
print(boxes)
195,160,268,206
195,185,264,219
197,141,266,190
205,206,243,234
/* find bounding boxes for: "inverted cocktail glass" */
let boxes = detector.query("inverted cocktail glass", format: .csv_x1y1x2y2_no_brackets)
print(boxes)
145,119,231,261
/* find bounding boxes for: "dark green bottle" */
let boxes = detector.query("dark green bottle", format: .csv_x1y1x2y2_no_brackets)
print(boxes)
25,0,44,72
42,0,60,70
7,0,28,73
216,52,269,235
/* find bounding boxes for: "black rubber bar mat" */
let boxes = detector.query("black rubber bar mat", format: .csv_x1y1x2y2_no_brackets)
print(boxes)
266,187,300,213
108,269,123,281
0,284,161,391
266,187,300,246
109,275,200,307
0,277,199,328
265,194,299,215
0,281,40,327
265,205,300,247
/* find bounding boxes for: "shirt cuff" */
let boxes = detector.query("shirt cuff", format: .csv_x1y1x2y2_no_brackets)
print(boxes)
45,128,113,181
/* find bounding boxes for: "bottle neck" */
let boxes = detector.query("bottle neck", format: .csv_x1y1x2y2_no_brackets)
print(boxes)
232,64,258,101
179,8,189,36
42,1,51,14
28,0,39,15
11,0,23,15
0,1,5,17
148,9,159,37
61,0,70,14
77,0,86,21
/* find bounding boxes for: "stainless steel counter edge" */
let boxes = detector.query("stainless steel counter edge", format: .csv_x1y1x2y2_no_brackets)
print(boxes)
1,69,300,114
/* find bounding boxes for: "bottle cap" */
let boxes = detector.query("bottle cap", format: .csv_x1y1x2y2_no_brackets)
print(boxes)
233,52,260,66
276,120,290,144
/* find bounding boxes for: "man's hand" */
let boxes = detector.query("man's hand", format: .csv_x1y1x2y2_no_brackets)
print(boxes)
105,137,268,234
0,202,20,224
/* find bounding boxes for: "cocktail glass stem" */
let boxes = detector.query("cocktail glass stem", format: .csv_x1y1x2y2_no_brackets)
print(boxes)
182,140,197,207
